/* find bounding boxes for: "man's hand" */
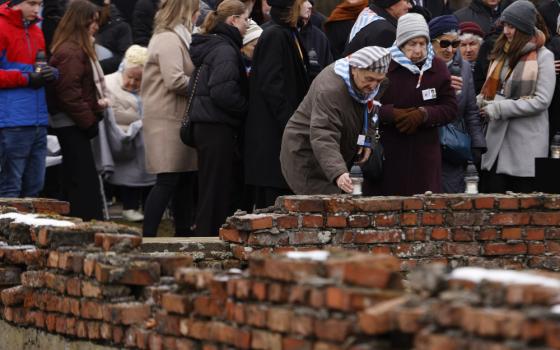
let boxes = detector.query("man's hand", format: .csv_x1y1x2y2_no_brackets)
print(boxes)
336,172,353,193
450,75,463,91
356,146,372,165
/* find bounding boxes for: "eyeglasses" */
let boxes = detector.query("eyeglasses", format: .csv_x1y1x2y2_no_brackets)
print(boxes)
434,39,460,48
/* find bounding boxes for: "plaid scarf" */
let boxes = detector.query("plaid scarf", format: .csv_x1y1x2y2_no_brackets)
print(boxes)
90,58,108,101
389,42,435,88
481,31,545,101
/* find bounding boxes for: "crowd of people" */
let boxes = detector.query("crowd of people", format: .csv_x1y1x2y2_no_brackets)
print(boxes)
0,0,558,236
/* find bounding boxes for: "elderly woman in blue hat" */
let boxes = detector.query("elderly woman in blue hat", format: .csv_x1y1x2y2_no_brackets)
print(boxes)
429,15,487,193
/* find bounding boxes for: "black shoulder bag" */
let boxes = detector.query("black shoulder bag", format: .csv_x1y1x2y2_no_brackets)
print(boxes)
180,67,201,147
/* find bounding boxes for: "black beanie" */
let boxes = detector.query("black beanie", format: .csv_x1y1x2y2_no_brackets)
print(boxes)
267,0,295,8
87,0,105,7
370,0,401,9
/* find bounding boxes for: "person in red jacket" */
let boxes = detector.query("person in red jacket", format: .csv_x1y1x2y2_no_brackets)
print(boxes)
0,0,58,198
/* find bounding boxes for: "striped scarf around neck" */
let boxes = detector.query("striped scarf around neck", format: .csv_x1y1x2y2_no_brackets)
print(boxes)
389,42,435,88
334,57,380,105
348,7,385,42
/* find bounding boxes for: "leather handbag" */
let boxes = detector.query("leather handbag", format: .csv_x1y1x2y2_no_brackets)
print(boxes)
439,120,472,165
180,67,201,147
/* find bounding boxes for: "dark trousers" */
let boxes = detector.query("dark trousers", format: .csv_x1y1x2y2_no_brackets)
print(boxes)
120,186,151,210
480,161,536,193
193,123,239,236
142,172,196,237
254,186,292,209
55,126,103,221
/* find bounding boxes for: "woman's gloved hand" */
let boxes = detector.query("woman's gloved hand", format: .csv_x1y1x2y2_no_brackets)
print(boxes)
395,108,425,134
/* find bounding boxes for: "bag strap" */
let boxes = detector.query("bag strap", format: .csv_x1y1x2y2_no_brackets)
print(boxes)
182,67,201,127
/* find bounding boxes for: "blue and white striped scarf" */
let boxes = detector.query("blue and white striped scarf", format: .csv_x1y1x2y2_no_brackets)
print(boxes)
348,8,384,42
389,42,435,88
333,57,380,104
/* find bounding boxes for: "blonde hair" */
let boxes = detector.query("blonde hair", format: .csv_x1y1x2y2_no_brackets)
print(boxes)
199,0,246,34
154,0,200,33
123,45,148,69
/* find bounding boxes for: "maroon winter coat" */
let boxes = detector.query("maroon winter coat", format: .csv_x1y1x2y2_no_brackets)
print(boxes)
366,57,458,196
48,42,102,130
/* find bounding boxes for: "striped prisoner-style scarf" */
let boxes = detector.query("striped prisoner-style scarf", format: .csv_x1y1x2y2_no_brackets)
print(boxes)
348,7,384,42
481,30,545,101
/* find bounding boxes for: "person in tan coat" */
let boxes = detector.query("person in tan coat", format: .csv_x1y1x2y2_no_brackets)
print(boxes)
280,46,391,194
141,0,200,237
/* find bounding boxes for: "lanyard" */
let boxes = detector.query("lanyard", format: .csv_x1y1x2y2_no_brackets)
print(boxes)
292,32,304,61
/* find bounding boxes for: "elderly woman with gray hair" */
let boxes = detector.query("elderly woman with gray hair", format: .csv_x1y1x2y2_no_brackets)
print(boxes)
95,45,156,222
280,46,391,194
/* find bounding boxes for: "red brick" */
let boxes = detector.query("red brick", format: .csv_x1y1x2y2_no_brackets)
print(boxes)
193,295,222,317
161,293,192,314
442,243,480,256
526,228,545,240
544,197,560,209
398,306,428,333
276,215,298,229
104,302,151,325
334,256,401,289
373,214,398,227
268,283,288,302
478,228,498,240
87,321,101,339
1,286,30,306
546,241,560,253
95,261,160,285
76,320,87,338
282,338,312,350
401,213,418,226
520,197,543,209
395,243,437,258
282,197,325,212
483,243,527,256
358,297,408,334
55,315,67,334
309,289,325,308
290,314,314,336
266,307,292,332
94,232,142,251
353,198,402,211
246,304,268,327
289,231,330,245
61,297,81,317
219,228,246,243
65,277,81,296
528,243,545,255
489,213,530,226
83,256,97,276
100,322,112,341
498,198,519,209
251,329,282,349
81,299,104,320
532,212,560,226
348,215,370,228
424,197,447,210
452,229,475,241
326,215,347,228
302,215,324,228
231,214,274,230
112,326,124,344
431,228,449,240
45,313,57,332
404,228,426,241
251,281,267,301
353,230,401,243
45,271,67,294
20,270,44,288
448,198,473,210
371,245,392,255
474,196,495,209
156,311,181,336
422,213,444,225
403,198,423,210
314,318,351,342
502,227,522,240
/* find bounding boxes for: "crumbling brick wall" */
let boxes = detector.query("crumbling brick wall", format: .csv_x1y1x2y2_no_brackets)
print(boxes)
221,194,560,272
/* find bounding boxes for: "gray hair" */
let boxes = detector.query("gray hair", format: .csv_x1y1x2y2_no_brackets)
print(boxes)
459,32,483,44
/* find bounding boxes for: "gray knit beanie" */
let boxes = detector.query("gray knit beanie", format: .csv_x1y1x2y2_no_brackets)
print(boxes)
396,13,430,48
500,0,536,35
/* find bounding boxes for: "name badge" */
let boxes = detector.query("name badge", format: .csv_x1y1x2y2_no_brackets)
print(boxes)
357,134,371,147
422,88,437,101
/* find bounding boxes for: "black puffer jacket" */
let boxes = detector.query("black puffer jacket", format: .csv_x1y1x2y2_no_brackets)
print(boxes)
131,0,158,46
95,5,133,74
188,22,249,127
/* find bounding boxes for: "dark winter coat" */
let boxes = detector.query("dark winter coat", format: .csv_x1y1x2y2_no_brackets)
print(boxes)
367,57,458,196
280,65,371,194
300,21,334,80
453,0,500,35
539,0,560,37
48,42,103,130
342,3,397,56
324,19,354,59
95,5,133,74
112,0,138,24
244,13,311,189
442,53,487,193
189,23,248,127
473,25,501,94
131,0,158,46
545,35,560,143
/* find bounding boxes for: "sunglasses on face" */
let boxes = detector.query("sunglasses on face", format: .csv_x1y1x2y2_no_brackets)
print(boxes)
435,39,461,48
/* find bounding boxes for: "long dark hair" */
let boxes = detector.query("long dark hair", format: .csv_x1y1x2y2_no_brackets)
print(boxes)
490,29,532,69
51,0,99,59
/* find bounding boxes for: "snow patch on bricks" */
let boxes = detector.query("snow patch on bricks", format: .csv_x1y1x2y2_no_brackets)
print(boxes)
450,267,560,288
0,213,75,227
285,250,330,261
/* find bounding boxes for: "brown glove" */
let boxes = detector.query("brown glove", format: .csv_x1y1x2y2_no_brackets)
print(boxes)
393,107,417,124
395,108,425,134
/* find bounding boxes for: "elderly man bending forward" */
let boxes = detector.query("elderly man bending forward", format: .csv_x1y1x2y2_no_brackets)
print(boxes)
280,46,391,195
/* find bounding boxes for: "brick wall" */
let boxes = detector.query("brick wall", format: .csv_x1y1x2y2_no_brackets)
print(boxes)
221,194,560,272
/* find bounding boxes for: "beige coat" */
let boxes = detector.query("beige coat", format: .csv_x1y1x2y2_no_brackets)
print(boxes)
141,29,197,174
